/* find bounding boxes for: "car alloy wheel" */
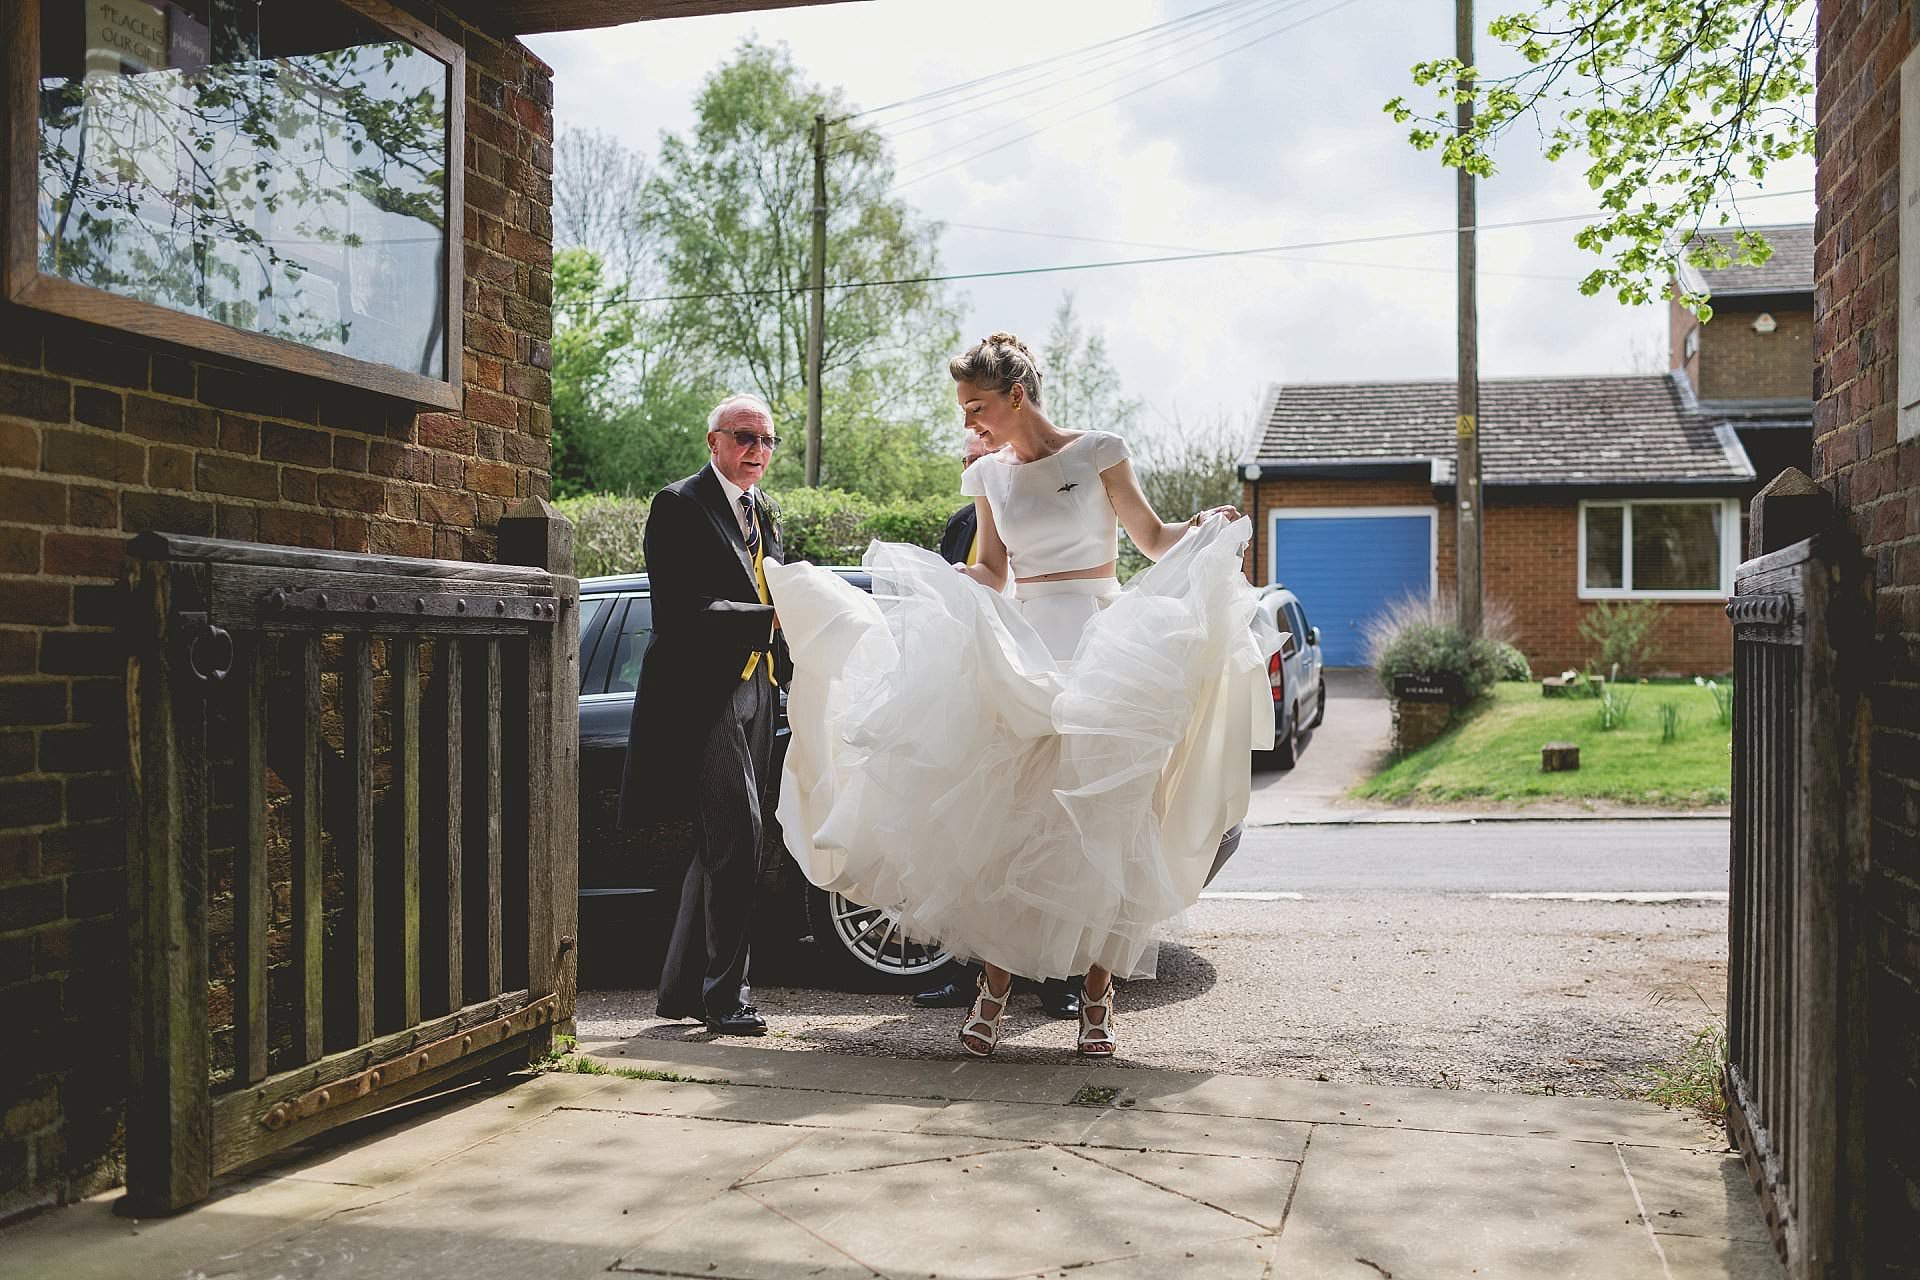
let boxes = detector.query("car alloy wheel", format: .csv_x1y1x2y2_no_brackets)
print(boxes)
807,887,957,985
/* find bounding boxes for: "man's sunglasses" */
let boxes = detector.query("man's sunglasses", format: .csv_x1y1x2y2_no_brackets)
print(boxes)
726,430,779,450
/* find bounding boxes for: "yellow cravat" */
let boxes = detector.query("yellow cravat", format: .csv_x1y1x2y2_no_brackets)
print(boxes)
966,530,979,566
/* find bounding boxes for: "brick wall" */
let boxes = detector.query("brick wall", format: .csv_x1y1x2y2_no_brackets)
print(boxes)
1813,0,1920,1257
1244,478,1733,675
1696,299,1816,401
0,9,553,1218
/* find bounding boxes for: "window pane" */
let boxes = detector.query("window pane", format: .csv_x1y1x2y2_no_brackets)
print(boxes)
36,1,450,377
608,598,653,696
1585,506,1624,589
575,596,611,670
1632,503,1723,592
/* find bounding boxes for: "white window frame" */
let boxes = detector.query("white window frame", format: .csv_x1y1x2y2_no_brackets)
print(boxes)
1269,506,1438,598
1577,498,1740,601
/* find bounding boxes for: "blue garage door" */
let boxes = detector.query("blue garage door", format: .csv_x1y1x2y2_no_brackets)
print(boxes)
1271,512,1432,666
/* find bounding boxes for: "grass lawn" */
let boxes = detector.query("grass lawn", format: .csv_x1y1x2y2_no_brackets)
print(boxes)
1353,680,1733,808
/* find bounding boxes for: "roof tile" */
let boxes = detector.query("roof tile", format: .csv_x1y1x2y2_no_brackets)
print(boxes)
1249,374,1753,485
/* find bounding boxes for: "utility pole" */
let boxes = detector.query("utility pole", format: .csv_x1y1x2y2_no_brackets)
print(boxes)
805,113,827,487
1455,0,1483,637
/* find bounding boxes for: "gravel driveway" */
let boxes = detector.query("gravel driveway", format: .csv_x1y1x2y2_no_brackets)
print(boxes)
574,893,1727,1101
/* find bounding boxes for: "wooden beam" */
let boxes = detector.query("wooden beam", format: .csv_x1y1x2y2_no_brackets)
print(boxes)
490,0,864,35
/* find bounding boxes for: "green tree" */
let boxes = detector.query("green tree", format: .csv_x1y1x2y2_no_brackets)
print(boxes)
1041,292,1144,435
550,247,715,497
1386,1,1814,316
641,40,960,498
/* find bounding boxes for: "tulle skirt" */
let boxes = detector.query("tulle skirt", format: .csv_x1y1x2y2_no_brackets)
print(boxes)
764,516,1280,980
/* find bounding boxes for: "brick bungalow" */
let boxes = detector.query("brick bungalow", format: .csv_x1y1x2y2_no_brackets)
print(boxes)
1239,225,1815,677
0,0,851,1223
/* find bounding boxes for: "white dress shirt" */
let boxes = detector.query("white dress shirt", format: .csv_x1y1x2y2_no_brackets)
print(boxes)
712,469,760,540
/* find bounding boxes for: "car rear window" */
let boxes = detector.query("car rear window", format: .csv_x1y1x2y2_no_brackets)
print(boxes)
608,596,653,695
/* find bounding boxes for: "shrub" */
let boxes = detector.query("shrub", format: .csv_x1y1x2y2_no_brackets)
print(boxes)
556,494,649,578
863,494,960,551
764,487,873,566
1492,642,1532,682
558,486,956,579
1578,599,1666,677
1364,594,1507,707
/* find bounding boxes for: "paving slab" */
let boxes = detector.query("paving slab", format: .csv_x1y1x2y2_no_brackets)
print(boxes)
1268,1122,1687,1279
1068,1147,1298,1230
744,1140,1253,1280
737,1130,1041,1186
611,1187,884,1278
1617,1143,1778,1245
222,1107,808,1280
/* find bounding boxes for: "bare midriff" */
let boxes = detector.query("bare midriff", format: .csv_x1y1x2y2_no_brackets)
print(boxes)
1015,559,1118,584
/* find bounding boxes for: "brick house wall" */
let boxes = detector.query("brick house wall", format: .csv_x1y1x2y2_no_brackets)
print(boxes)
0,8,554,1218
1242,477,1734,675
1813,0,1920,1256
1694,299,1816,402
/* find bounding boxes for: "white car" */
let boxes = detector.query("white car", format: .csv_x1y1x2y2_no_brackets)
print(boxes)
1254,584,1326,769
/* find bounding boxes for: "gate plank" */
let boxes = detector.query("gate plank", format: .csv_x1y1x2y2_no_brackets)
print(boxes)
347,634,376,1045
293,634,325,1064
125,559,213,1212
394,637,422,1029
483,639,504,995
235,635,270,1085
442,641,464,1012
210,990,537,1175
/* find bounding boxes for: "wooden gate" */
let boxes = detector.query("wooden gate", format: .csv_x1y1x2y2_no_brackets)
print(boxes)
121,506,578,1213
1724,505,1870,1278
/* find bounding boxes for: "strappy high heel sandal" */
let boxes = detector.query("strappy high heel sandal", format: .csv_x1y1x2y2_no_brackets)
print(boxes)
1077,981,1116,1057
959,972,1012,1058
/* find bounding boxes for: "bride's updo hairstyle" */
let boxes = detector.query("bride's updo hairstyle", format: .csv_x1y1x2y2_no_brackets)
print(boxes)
950,332,1044,408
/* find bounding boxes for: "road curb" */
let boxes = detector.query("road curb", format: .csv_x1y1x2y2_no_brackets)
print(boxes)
1249,809,1731,827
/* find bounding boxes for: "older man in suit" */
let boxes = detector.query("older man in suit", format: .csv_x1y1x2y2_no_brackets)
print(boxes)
618,394,787,1036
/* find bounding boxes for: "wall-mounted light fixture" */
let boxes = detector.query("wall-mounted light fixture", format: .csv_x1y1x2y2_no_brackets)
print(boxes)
1752,312,1777,334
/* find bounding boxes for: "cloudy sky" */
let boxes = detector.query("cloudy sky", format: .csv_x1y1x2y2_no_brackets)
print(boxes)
525,0,1814,442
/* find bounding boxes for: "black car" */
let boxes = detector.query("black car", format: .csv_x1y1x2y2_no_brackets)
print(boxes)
576,571,1241,991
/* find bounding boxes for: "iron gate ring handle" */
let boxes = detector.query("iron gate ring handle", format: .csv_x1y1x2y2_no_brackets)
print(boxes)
188,623,235,684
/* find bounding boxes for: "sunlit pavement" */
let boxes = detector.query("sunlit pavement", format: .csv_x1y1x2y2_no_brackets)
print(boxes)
0,1040,1779,1279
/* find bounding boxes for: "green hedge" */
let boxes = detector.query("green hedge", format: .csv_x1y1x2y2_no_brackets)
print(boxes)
555,488,962,579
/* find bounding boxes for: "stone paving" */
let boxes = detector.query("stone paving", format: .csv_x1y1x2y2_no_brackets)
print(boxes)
0,1038,1781,1279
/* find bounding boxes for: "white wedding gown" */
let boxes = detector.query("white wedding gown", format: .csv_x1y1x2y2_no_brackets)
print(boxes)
765,515,1279,980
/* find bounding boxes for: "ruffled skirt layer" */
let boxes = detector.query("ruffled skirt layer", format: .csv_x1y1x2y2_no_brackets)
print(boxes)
764,516,1279,980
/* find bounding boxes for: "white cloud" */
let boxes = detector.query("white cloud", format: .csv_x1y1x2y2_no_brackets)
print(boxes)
526,0,1815,441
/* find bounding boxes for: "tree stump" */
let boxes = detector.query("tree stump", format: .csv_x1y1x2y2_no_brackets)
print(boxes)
1541,742,1581,772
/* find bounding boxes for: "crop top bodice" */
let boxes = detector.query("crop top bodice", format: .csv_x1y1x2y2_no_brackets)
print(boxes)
959,430,1131,576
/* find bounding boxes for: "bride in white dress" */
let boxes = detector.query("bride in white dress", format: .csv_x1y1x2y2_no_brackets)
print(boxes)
764,333,1280,1058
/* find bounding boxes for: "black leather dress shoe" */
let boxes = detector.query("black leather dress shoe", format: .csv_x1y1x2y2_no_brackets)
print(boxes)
912,980,975,1009
1038,978,1082,1020
705,1005,767,1036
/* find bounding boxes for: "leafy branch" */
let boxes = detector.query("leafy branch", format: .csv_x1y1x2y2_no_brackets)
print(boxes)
1385,0,1814,318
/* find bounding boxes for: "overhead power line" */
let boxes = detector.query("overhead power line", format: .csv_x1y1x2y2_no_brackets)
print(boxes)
940,220,1585,281
550,188,1813,312
890,0,1365,191
867,0,1310,142
838,0,1272,124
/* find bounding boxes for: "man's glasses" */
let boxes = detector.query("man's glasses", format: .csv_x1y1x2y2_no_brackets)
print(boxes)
728,430,779,451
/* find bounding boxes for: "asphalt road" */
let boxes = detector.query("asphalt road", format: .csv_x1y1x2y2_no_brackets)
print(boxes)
579,818,1734,1098
1212,819,1729,896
